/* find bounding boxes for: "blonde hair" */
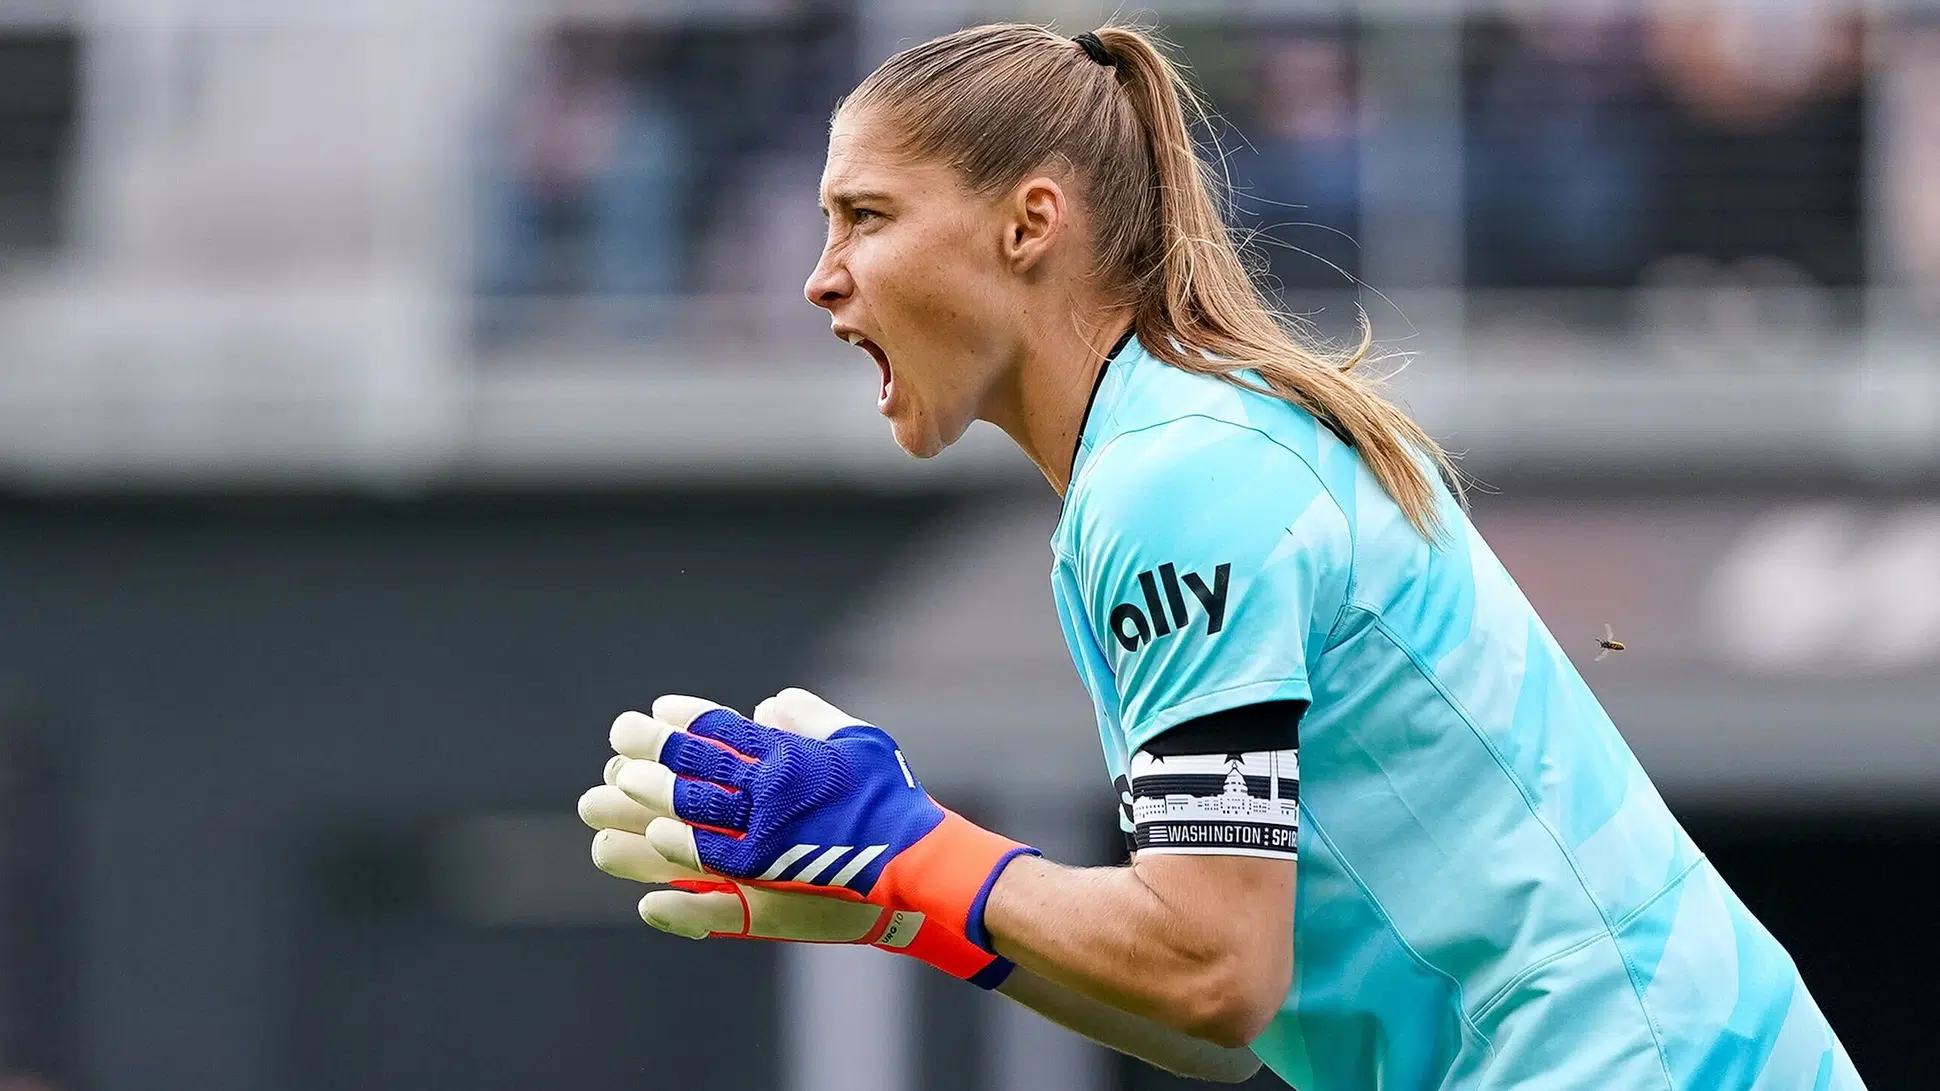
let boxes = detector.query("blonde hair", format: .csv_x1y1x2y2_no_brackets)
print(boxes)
841,22,1463,539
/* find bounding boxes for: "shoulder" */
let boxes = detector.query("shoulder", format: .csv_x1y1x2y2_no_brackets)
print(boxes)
1060,431,1353,640
1090,349,1336,461
1072,415,1318,530
1066,364,1346,552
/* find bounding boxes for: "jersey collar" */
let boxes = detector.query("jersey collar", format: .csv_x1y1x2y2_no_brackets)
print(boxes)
1067,326,1138,488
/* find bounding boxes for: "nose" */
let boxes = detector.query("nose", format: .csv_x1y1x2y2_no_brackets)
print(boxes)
804,245,852,311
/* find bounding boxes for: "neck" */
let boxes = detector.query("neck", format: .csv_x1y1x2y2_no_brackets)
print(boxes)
982,304,1134,496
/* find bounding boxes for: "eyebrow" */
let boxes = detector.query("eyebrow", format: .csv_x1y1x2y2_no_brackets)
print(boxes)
820,189,894,214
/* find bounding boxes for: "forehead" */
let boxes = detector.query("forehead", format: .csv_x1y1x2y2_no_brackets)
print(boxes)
819,110,962,205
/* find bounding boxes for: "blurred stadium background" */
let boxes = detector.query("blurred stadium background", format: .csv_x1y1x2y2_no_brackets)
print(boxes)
1,0,1937,1088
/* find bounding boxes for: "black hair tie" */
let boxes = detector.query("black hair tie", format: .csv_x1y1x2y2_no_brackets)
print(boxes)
1072,31,1114,67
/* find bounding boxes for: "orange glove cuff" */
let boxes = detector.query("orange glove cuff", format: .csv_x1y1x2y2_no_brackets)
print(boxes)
871,809,1037,949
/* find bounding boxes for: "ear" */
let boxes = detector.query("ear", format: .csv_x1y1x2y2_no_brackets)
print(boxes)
1001,174,1069,274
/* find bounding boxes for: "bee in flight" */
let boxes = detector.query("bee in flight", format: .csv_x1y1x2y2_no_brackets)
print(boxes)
1594,624,1627,662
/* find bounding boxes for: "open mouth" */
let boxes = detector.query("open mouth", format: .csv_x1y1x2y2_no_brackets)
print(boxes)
846,333,893,408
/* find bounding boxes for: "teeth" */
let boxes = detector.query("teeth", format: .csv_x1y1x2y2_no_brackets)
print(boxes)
845,332,864,346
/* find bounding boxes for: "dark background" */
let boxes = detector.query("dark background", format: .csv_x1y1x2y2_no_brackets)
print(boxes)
3,491,1929,1091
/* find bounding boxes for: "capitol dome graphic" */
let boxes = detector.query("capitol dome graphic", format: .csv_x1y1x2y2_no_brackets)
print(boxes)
1154,756,1299,820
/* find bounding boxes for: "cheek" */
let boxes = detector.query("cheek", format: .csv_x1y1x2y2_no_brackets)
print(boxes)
875,236,1001,352
856,239,933,313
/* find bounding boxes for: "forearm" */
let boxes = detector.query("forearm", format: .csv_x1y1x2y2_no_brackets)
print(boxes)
985,855,1211,1014
996,966,1262,1083
981,853,1292,1047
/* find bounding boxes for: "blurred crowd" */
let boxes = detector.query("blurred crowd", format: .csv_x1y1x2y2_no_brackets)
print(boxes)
464,6,1940,351
469,14,857,348
3,6,1939,355
1461,8,1866,291
1168,8,1870,295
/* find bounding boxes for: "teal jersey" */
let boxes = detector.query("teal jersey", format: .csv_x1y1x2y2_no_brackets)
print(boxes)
1049,339,1862,1091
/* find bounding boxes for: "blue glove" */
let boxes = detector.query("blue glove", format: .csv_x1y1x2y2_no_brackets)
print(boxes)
610,690,1038,969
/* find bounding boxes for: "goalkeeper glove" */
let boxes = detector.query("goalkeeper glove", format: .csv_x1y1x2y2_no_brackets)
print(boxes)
580,693,1018,987
607,689,1038,959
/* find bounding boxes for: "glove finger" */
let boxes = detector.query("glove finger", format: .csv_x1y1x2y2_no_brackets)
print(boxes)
751,687,866,740
672,776,751,831
656,731,757,789
639,886,746,939
591,829,708,884
645,815,706,873
578,783,663,833
640,878,898,943
611,710,691,762
616,759,750,831
602,754,628,786
613,758,677,815
672,705,774,761
740,885,890,943
649,695,738,731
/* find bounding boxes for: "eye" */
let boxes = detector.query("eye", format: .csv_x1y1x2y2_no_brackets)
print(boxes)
852,207,883,224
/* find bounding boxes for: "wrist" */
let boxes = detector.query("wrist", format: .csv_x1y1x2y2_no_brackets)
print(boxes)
872,909,1017,988
963,843,1037,953
873,809,1037,946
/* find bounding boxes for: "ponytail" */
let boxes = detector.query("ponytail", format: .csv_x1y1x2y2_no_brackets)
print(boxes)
846,23,1464,540
1094,26,1463,540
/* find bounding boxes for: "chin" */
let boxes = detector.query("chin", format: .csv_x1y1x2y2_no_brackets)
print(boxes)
888,408,963,460
890,423,947,460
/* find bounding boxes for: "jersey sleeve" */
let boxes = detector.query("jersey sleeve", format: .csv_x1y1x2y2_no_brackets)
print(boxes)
1068,415,1352,756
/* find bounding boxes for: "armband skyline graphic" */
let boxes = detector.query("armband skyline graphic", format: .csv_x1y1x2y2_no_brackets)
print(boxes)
1128,748,1299,859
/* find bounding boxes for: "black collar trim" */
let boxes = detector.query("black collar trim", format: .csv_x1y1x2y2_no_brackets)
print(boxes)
1070,326,1137,481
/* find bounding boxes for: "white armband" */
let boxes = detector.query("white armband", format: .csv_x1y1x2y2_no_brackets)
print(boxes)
1128,748,1299,859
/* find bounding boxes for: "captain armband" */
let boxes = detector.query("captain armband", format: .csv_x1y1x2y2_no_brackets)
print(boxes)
1128,747,1300,859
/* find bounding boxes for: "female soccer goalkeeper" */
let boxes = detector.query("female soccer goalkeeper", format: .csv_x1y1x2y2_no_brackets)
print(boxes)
582,22,1864,1090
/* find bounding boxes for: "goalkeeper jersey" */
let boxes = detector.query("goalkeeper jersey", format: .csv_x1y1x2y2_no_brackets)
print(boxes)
1048,337,1863,1091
